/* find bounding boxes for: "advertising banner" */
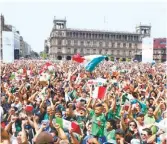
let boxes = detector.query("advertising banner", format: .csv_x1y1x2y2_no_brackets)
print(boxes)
2,31,14,63
142,37,153,63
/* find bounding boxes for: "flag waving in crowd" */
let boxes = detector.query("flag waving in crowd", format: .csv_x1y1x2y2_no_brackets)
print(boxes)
72,54,106,72
1,59,167,144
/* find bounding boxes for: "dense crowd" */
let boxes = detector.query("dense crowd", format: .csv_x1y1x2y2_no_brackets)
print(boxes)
0,60,167,144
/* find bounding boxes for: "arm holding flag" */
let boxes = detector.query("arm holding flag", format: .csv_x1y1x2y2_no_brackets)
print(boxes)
53,123,68,141
69,128,80,144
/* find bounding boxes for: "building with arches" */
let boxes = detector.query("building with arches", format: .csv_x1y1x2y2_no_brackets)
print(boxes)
47,17,151,60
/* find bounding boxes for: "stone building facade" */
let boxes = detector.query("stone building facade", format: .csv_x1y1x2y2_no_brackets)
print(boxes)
153,38,166,62
48,18,151,60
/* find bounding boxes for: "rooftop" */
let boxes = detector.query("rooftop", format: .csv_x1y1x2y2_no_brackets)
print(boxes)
65,28,140,35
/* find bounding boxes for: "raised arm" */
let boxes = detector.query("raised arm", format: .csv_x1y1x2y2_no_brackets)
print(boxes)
21,120,28,144
53,123,68,140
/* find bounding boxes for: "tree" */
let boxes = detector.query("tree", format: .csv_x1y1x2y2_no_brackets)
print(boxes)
40,52,48,59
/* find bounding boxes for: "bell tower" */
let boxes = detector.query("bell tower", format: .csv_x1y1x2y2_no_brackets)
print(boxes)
136,23,151,38
53,17,67,29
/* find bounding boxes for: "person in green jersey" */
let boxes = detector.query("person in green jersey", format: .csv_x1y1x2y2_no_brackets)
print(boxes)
89,103,106,138
104,119,116,141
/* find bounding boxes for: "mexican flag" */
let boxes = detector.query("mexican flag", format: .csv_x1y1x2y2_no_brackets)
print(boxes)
53,117,82,135
39,62,52,74
92,86,107,99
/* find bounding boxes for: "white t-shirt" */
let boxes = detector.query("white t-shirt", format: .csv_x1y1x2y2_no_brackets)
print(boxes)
10,135,18,144
131,139,140,144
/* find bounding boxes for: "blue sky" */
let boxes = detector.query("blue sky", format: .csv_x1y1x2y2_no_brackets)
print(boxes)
0,1,166,53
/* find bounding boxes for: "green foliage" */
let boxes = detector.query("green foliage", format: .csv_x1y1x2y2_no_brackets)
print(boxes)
40,52,48,59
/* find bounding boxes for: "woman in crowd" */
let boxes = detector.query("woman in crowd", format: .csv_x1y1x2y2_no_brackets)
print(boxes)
1,60,167,144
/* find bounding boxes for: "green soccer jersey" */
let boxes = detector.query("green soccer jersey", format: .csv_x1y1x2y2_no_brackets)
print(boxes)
104,129,116,140
89,109,106,137
107,105,121,120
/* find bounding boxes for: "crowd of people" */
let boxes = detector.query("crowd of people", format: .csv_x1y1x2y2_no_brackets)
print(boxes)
0,59,167,144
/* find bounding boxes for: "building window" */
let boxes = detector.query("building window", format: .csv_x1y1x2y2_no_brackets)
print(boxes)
130,36,133,41
105,34,109,39
87,49,90,54
99,41,103,47
117,50,120,55
125,35,127,41
117,43,120,48
83,33,85,38
122,35,125,41
119,35,121,40
112,43,114,48
103,42,105,47
116,35,119,40
99,49,102,53
87,41,90,46
129,43,132,48
136,36,139,41
80,33,83,38
58,40,62,45
73,32,75,37
67,48,71,53
93,41,96,46
71,40,74,46
135,43,137,48
93,49,96,54
105,49,108,54
123,43,126,47
106,42,109,47
57,47,61,53
101,34,104,39
67,40,71,45
81,41,84,46
76,32,78,37
74,49,77,53
74,40,77,45
92,34,94,39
